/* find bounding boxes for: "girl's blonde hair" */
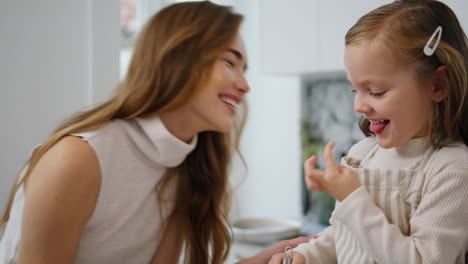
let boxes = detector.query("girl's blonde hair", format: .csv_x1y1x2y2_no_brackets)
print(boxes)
345,0,468,148
1,2,245,263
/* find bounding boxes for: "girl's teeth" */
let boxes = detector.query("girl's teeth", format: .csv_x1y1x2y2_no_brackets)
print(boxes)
370,119,387,124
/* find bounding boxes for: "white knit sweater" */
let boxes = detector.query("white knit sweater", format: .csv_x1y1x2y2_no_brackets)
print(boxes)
295,136,468,264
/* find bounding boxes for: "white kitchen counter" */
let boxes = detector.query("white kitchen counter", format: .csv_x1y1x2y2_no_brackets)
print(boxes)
226,215,328,263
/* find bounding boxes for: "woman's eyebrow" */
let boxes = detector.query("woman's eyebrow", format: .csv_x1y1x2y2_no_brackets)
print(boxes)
226,48,248,71
227,48,243,60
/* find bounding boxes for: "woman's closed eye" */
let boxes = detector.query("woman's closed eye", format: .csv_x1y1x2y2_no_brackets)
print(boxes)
223,59,235,67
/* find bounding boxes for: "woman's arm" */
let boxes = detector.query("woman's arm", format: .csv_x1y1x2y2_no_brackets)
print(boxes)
17,136,101,264
236,236,316,264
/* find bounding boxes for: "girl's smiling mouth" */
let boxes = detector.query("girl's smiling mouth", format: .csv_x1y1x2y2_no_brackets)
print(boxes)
369,119,390,133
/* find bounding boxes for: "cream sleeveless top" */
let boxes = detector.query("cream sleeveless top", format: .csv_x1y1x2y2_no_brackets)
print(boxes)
296,137,468,264
0,116,197,264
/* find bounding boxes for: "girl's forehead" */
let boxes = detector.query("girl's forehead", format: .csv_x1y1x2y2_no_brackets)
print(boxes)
345,42,393,59
345,45,391,72
345,44,417,85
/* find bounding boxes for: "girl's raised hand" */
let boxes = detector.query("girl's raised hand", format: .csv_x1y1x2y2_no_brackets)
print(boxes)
304,141,360,201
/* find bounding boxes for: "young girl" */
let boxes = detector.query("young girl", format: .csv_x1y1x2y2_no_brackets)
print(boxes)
0,2,250,264
269,0,468,263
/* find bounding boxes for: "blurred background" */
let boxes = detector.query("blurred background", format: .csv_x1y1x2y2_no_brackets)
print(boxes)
1,0,467,259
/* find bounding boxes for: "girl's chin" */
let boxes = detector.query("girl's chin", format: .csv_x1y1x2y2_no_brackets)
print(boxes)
376,137,395,149
377,136,413,149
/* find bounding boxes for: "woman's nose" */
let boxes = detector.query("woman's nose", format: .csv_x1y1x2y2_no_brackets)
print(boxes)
235,74,250,93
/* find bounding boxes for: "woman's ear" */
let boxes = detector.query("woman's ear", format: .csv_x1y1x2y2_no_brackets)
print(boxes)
431,66,449,102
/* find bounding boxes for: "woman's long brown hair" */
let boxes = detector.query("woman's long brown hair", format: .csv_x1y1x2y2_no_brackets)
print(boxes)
345,0,468,148
1,2,244,263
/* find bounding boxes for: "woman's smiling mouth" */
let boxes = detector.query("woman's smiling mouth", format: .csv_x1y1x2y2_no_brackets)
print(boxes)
219,94,240,115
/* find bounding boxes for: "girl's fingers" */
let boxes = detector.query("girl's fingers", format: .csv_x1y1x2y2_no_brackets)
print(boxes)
323,141,338,171
304,155,325,191
304,155,317,172
305,170,325,191
305,176,321,191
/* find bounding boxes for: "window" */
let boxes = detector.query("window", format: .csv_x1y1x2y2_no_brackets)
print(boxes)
120,0,171,78
120,0,236,79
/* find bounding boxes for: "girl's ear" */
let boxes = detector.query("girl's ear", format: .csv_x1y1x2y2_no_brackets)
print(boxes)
431,66,449,102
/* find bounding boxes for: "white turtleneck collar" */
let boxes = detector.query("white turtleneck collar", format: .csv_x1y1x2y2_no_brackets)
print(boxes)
366,137,432,170
391,136,432,158
134,116,198,168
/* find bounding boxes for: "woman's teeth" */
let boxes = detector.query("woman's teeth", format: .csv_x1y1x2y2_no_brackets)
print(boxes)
221,97,237,109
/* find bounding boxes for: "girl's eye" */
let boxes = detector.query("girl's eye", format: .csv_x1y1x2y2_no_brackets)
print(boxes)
351,89,357,94
370,91,386,97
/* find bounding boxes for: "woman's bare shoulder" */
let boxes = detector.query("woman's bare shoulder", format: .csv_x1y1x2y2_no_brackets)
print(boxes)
27,135,102,192
23,135,102,233
18,136,102,262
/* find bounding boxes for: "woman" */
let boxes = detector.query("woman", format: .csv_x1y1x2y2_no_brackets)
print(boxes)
0,1,249,263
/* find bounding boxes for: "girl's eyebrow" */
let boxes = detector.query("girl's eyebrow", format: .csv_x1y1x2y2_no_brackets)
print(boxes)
226,48,248,71
348,77,373,88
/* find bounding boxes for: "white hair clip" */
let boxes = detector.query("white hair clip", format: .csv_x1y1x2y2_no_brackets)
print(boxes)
423,26,442,56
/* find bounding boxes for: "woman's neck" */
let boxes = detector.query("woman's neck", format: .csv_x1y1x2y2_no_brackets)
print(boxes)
158,111,198,144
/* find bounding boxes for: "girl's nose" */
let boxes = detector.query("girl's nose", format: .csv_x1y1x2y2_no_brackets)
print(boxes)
354,94,371,113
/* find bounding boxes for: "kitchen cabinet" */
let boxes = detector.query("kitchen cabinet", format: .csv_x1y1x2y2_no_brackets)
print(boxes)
258,0,320,73
258,0,382,74
315,0,383,72
259,0,467,74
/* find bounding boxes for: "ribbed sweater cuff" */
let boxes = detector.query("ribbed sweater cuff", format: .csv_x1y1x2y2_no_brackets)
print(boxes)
332,186,371,224
294,238,318,264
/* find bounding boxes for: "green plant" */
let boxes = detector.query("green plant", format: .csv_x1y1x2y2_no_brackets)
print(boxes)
300,123,335,225
300,124,326,162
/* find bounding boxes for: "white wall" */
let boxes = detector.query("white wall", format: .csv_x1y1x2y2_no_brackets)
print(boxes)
230,0,303,221
0,0,119,213
445,0,468,32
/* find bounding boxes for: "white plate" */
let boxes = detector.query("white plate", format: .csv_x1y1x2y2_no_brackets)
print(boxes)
232,218,301,244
